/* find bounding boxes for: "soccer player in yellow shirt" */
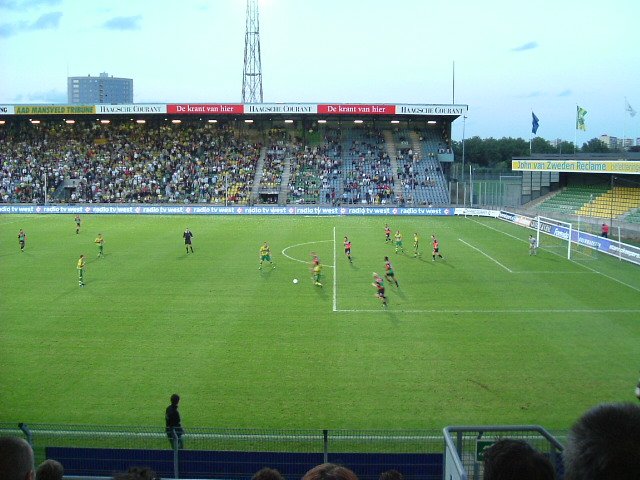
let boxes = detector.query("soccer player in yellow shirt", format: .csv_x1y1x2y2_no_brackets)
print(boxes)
259,242,275,269
394,230,404,254
312,263,322,287
95,233,105,258
77,254,85,287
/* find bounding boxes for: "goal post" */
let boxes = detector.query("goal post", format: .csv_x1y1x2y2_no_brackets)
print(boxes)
535,215,572,259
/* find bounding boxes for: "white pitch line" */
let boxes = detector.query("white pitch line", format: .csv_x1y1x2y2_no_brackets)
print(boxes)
514,271,590,274
281,240,335,268
333,226,337,312
335,308,640,314
469,217,524,241
458,238,513,273
568,259,640,293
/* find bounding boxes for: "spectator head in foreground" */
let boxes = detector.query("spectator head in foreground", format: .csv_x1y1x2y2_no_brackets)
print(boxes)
0,436,35,480
483,438,556,480
302,463,359,480
564,402,640,480
379,470,403,480
252,467,285,480
35,459,64,480
112,466,158,480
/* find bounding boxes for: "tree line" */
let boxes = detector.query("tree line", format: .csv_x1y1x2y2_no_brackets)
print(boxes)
450,136,639,171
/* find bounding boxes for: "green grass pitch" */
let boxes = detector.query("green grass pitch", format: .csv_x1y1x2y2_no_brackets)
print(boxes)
1,214,639,430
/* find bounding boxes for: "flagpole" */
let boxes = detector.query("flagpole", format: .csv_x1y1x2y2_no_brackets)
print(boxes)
452,61,455,104
623,97,627,152
574,105,578,155
529,107,532,155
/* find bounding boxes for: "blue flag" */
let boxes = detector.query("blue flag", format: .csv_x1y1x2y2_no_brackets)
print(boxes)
532,112,540,134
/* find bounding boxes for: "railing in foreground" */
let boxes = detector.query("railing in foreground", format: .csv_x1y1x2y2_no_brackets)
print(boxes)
0,424,451,480
443,425,564,480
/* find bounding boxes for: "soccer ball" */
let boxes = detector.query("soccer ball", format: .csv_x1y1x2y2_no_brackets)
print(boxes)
293,278,299,284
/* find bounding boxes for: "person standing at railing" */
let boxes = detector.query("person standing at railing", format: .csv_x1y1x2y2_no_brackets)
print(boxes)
601,223,609,238
165,393,184,449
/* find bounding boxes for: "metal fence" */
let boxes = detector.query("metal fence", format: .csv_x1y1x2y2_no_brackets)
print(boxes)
0,423,455,480
449,177,523,209
443,425,564,480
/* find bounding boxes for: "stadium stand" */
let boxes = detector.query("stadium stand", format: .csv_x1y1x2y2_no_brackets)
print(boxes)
625,208,640,224
0,121,261,204
255,130,290,203
0,120,456,206
575,186,640,218
537,185,609,216
389,128,449,206
287,144,341,205
338,127,395,205
538,184,640,219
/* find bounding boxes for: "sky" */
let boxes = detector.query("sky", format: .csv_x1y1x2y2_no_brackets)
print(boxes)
1,0,639,143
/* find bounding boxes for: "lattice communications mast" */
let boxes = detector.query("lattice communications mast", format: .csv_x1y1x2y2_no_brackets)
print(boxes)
242,0,263,103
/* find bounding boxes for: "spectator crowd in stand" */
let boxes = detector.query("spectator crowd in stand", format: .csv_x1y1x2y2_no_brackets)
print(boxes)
0,122,260,205
1,121,455,206
288,144,341,204
339,128,395,205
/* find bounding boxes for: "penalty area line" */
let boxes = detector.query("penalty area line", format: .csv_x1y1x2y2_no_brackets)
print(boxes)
471,218,640,294
458,238,513,273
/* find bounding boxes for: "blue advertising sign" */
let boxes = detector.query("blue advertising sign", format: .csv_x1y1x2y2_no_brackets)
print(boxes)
0,204,456,217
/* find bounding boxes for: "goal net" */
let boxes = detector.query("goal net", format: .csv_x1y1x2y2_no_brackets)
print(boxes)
534,216,572,259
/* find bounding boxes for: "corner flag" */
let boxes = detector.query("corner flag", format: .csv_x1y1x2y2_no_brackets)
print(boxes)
576,106,587,131
532,112,540,134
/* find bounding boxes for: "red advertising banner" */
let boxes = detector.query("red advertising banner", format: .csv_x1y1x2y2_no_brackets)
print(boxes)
167,104,244,114
317,104,396,115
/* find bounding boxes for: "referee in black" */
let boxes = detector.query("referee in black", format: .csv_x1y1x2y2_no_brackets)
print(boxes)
183,228,194,254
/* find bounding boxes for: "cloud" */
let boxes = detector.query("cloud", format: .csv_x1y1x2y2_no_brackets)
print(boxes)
557,89,572,97
0,0,62,10
102,15,142,31
32,11,62,29
12,89,67,103
512,41,539,52
0,23,17,37
0,10,61,37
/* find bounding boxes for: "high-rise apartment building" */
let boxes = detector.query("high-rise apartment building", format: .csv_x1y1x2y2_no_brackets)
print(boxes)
67,72,133,104
600,134,619,149
599,134,636,150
